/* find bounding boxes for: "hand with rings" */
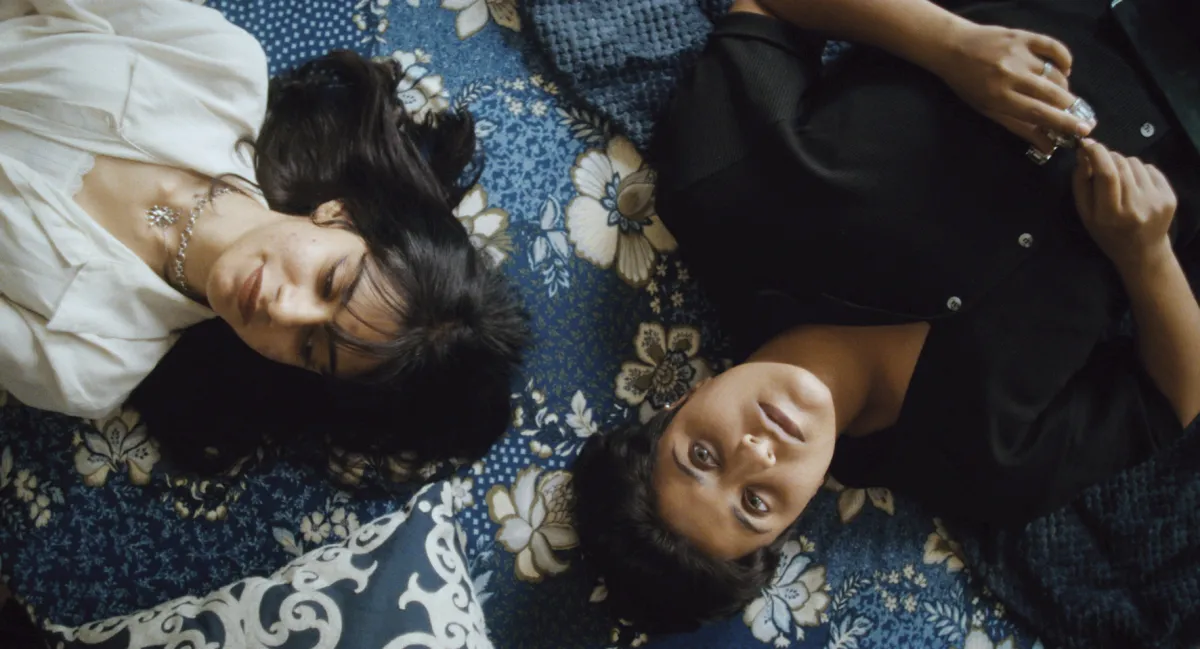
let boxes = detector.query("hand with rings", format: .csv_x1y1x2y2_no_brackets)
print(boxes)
926,21,1097,160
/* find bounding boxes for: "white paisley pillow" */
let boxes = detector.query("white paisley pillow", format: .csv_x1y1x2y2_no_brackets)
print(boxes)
46,481,492,649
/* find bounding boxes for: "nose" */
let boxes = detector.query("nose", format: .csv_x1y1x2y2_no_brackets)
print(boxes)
739,433,775,470
266,284,333,327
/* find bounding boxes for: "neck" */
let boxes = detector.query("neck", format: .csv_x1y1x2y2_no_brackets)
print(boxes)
170,187,275,300
747,325,883,436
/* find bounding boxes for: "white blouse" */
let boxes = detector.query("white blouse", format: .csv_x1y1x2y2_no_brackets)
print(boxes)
0,0,269,418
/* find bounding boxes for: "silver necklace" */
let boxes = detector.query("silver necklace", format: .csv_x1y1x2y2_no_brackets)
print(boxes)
146,185,233,292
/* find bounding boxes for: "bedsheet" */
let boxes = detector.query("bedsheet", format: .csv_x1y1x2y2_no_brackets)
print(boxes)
0,1,1046,647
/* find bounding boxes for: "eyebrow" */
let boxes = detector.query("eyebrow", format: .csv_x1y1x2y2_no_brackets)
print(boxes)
672,448,770,536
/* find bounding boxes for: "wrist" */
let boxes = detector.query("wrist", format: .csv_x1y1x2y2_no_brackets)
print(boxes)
1116,239,1178,284
906,14,976,75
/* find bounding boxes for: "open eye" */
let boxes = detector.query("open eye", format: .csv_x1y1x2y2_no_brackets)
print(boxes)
744,490,769,514
690,442,717,468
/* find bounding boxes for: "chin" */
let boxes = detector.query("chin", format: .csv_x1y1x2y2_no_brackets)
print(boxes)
793,367,832,405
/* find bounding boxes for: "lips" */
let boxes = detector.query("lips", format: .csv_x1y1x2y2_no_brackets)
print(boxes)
759,402,806,443
238,264,263,325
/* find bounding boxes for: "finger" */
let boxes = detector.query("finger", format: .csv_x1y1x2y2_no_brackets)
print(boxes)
1042,64,1070,92
1010,94,1089,138
1027,54,1070,92
1026,32,1073,76
1146,164,1179,209
1014,74,1076,112
1112,151,1136,209
992,112,1058,152
1086,140,1121,210
1146,164,1174,193
1129,157,1154,191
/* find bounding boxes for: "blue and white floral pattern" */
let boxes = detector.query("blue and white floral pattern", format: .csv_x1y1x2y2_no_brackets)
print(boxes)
0,1,1049,648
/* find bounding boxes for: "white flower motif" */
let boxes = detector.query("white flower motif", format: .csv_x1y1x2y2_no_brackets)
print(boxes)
12,469,37,502
75,408,160,487
566,136,677,286
959,628,1017,649
301,512,332,544
743,540,830,645
565,391,598,438
824,476,895,523
328,507,359,539
441,0,519,40
450,476,475,512
351,0,391,43
486,466,578,582
454,185,513,265
615,322,712,422
390,49,449,122
529,441,553,459
29,493,50,528
924,517,966,573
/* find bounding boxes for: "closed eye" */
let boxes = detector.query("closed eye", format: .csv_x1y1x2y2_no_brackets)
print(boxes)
322,257,345,300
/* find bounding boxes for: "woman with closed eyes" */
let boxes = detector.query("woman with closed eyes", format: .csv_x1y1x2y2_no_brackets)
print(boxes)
0,0,529,468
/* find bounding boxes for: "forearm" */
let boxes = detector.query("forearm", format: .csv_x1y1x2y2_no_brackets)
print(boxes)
754,0,971,70
1120,245,1200,426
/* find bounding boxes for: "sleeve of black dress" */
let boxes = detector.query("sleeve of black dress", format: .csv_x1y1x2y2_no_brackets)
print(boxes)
987,335,1188,524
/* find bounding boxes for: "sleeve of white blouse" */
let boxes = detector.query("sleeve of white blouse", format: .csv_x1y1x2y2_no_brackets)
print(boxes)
0,297,160,420
0,0,268,176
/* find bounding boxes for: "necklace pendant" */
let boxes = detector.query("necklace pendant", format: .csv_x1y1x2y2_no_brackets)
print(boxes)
146,204,179,228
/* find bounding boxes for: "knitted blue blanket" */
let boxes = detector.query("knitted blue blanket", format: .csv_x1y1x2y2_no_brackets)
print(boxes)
523,0,733,150
525,2,1200,647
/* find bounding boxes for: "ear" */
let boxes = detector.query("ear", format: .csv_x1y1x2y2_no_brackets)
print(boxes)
312,199,348,225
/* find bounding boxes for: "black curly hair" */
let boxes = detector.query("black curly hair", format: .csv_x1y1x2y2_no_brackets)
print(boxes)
572,406,787,633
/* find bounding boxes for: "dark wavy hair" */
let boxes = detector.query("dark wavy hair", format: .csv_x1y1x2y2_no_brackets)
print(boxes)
128,51,529,473
572,407,787,634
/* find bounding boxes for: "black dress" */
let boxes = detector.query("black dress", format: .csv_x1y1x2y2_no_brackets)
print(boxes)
651,0,1200,527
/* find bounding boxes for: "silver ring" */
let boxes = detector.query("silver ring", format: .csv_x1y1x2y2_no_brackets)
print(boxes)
1040,59,1054,78
1026,145,1057,165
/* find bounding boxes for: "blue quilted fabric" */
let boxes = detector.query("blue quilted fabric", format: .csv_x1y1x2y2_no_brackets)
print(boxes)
0,2,1046,648
522,0,734,150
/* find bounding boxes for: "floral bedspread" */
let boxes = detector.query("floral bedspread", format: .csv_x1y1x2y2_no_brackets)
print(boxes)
0,1,1051,647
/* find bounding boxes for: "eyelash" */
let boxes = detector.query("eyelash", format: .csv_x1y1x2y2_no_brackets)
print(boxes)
301,263,339,367
322,262,339,300
690,443,769,515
